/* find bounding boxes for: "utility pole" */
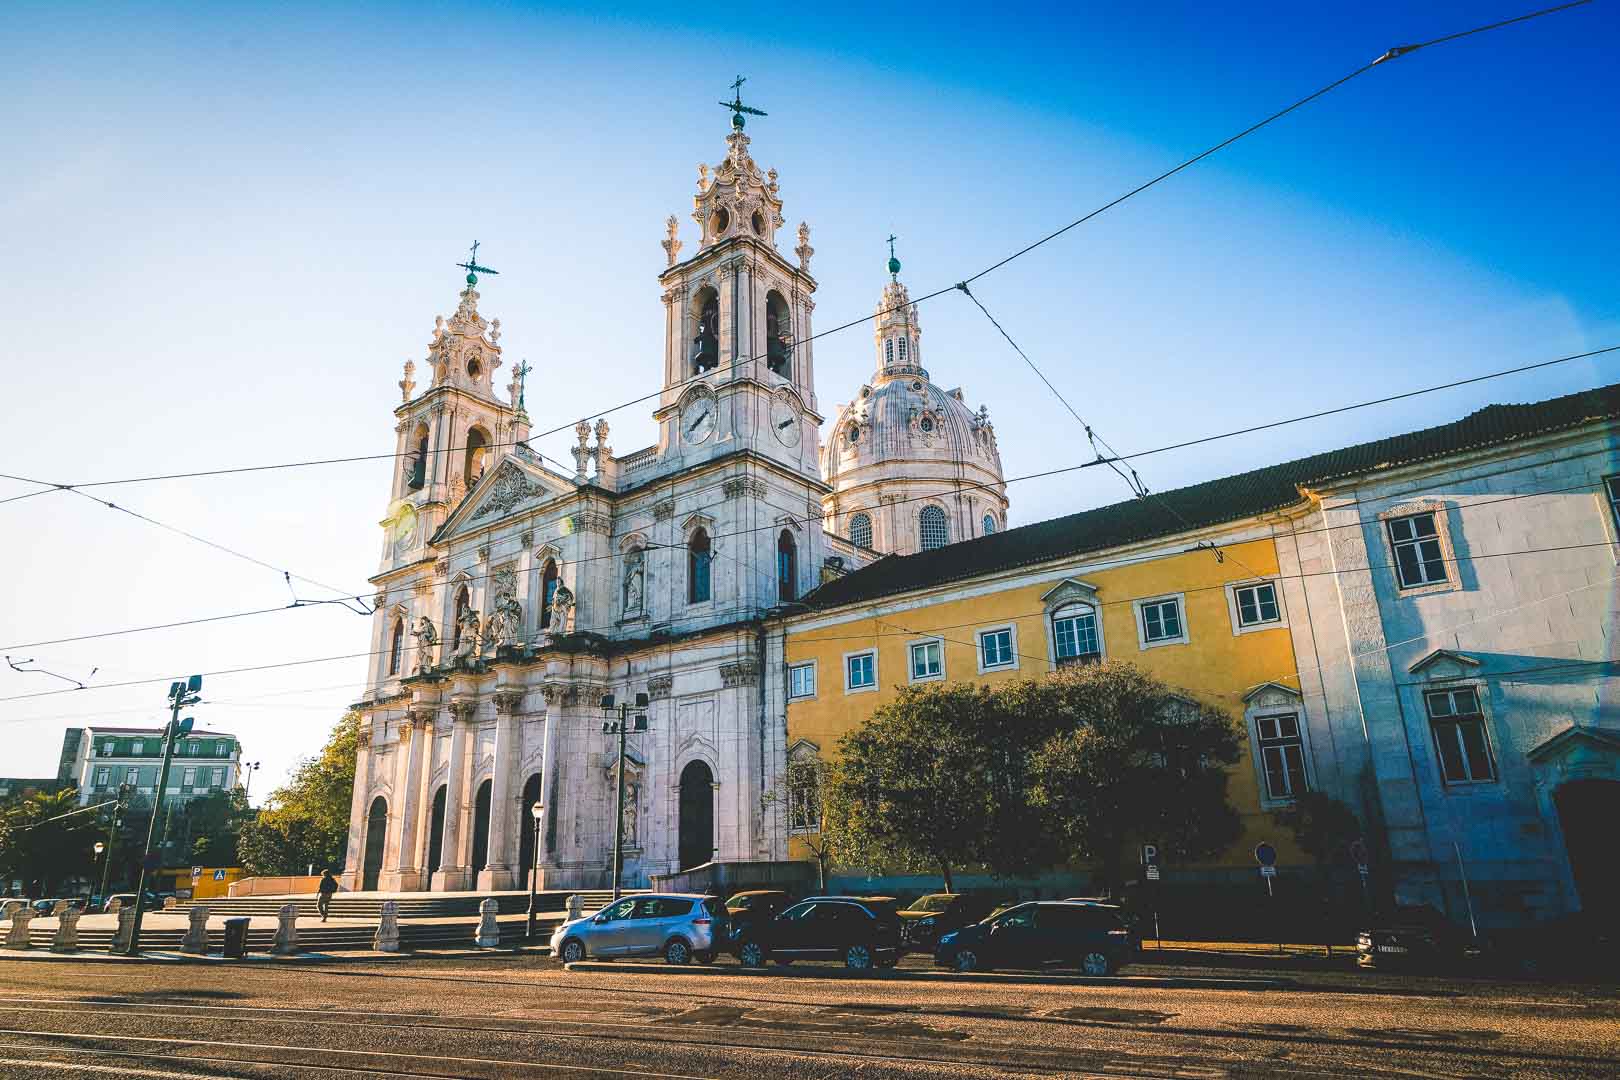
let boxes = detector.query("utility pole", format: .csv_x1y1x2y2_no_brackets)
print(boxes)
599,691,648,902
124,675,201,956
96,790,126,903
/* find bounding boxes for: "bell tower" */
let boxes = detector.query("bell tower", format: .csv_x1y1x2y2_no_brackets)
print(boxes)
380,252,528,573
653,81,821,480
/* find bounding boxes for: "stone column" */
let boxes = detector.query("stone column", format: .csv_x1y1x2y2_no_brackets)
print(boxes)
380,714,426,891
411,710,439,887
532,693,562,889
436,700,476,890
477,689,523,890
340,722,373,891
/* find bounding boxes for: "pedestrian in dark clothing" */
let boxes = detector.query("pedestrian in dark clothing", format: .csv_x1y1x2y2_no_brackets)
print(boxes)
317,870,339,921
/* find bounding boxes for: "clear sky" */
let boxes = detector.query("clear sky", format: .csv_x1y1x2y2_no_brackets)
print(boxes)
2,2,1615,799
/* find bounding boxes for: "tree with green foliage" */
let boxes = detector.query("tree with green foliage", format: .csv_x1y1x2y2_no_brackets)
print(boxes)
0,788,103,896
1028,661,1243,889
237,712,359,875
177,788,255,866
1276,791,1363,865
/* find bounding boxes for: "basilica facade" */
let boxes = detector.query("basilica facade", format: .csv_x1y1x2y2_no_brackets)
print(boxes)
340,109,1009,892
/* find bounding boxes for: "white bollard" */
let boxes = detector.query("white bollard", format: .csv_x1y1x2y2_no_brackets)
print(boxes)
4,907,34,950
0,900,25,920
109,907,136,952
182,905,210,954
272,902,299,955
475,898,500,948
162,896,178,911
50,899,71,916
374,900,400,953
566,894,584,921
51,908,82,953
104,897,123,915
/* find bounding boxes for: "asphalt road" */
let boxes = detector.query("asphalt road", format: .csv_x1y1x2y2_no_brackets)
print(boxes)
0,952,1614,1079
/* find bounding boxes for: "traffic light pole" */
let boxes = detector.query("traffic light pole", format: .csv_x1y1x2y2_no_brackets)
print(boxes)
123,676,200,956
97,797,123,903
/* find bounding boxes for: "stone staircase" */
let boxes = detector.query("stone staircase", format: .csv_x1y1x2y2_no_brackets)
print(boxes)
13,915,555,953
169,889,624,921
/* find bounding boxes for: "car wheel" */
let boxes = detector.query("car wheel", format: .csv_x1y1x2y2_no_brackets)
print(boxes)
953,948,980,973
664,938,692,965
739,941,766,968
1081,951,1113,976
693,950,715,965
845,944,874,972
559,939,586,964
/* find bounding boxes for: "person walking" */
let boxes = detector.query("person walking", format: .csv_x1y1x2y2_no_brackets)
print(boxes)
316,869,339,922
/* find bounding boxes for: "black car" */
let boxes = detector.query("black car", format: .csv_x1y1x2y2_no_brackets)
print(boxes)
934,901,1133,975
735,897,903,972
896,893,998,949
724,890,795,945
1357,905,1473,970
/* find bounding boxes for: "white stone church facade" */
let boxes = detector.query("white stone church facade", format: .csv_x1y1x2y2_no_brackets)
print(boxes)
340,110,1009,892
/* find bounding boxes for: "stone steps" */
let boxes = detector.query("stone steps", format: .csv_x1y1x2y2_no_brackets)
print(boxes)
170,889,622,921
10,916,554,954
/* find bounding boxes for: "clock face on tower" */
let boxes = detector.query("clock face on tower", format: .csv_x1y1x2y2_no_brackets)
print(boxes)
770,396,801,447
681,395,716,445
392,502,418,553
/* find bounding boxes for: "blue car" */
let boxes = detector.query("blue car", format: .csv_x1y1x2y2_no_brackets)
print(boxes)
935,900,1133,975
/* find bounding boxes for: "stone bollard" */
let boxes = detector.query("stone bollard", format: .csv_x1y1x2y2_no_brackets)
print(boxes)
109,907,136,953
4,907,34,950
162,896,178,911
104,897,123,915
272,903,299,955
51,908,82,953
50,899,72,916
373,900,400,953
0,899,25,920
475,898,500,948
566,894,584,921
182,905,210,954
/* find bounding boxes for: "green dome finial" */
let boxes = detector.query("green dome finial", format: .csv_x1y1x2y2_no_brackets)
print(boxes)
886,233,901,277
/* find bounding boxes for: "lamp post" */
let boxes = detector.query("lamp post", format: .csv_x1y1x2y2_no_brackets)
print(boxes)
125,675,201,956
599,692,648,902
524,800,544,943
241,761,261,801
92,842,106,904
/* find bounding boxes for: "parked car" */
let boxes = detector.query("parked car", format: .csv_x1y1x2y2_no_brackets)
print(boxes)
550,893,728,965
101,892,160,914
30,899,63,915
935,901,1133,975
724,890,795,946
735,897,903,972
1356,905,1473,970
896,893,998,949
1065,897,1143,951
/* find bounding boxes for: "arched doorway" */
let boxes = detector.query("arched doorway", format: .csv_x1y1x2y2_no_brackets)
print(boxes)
517,773,542,889
1555,779,1620,916
426,786,447,889
470,779,493,876
678,761,714,872
362,796,387,892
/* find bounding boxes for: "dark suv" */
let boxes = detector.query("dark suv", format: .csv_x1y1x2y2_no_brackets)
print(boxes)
935,901,1133,975
897,893,998,949
735,897,902,972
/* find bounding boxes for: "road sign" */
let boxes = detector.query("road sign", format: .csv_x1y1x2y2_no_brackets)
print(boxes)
214,869,227,881
1254,842,1277,867
191,865,202,881
1141,844,1159,866
1145,865,1161,881
1260,865,1277,878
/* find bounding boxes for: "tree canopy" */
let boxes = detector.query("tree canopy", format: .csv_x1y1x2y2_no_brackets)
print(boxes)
0,788,104,895
238,711,359,876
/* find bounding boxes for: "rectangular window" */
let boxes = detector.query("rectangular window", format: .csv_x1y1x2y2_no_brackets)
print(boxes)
1234,582,1281,627
131,740,144,755
846,651,876,691
125,767,139,786
181,767,196,786
1388,512,1448,588
95,767,110,786
1607,476,1620,532
909,640,943,680
102,741,115,756
1255,713,1308,800
1052,607,1100,665
211,768,225,787
979,628,1014,669
1426,688,1496,784
788,662,817,700
217,741,229,756
1141,598,1184,643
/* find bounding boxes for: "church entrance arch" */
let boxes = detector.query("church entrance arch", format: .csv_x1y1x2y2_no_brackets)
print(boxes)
470,779,493,876
362,796,387,892
678,760,715,871
426,786,447,890
1555,779,1620,916
517,773,542,889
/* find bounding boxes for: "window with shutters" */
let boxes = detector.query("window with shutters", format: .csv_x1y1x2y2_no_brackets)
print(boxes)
918,506,948,550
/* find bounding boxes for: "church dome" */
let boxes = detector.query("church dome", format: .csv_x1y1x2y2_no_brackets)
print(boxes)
821,266,1009,556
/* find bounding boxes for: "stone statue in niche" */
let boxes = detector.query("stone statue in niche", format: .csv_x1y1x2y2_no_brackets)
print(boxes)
623,549,645,615
411,616,439,672
454,607,482,665
549,579,575,634
690,301,718,373
486,589,523,649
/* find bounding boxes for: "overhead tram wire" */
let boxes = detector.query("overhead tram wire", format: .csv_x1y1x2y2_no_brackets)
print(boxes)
24,2,1590,498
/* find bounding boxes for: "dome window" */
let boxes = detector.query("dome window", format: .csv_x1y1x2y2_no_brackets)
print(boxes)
898,337,908,361
919,415,935,434
919,506,948,551
983,514,997,536
713,208,731,236
847,425,859,445
751,210,766,236
849,512,873,550
911,380,923,391
885,340,894,365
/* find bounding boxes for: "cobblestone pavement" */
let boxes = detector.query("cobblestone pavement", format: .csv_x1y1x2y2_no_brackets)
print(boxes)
0,952,1614,1078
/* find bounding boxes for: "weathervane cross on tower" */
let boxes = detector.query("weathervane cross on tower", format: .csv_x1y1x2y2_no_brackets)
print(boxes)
887,234,901,277
512,359,532,412
720,75,767,130
457,240,500,286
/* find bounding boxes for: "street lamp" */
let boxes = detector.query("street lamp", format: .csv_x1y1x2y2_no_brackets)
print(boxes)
600,692,649,902
524,800,545,943
92,841,106,905
241,761,261,800
125,674,201,956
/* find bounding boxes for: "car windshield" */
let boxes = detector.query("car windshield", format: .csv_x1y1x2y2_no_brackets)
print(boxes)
910,894,955,912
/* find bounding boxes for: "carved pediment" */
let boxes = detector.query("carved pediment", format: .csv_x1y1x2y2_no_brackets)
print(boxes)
1041,578,1101,611
1408,649,1482,679
1526,725,1620,767
470,461,553,523
1242,681,1303,710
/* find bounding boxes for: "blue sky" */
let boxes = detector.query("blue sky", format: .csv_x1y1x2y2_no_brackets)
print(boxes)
1,2,1615,797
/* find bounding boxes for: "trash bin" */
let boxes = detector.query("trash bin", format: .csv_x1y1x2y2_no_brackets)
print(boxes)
222,917,251,959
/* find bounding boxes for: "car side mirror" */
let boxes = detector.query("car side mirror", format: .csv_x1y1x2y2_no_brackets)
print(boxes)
593,913,609,924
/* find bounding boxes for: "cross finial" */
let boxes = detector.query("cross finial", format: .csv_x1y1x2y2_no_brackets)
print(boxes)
886,234,901,278
513,359,532,412
456,240,500,287
719,75,767,130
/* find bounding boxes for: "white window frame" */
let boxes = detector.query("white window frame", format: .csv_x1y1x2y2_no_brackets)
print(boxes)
211,768,225,787
1424,684,1498,786
181,767,197,786
976,625,1019,674
918,505,949,551
131,740,144,755
848,512,873,550
843,649,878,694
217,740,229,756
125,767,139,786
1134,593,1189,649
1226,579,1286,635
95,767,110,786
1051,604,1103,667
1041,579,1107,669
787,660,818,701
908,638,945,683
102,740,114,756
1253,712,1309,802
1377,500,1460,596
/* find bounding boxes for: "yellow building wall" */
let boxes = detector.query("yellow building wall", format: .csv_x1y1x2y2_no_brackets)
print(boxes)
785,537,1308,874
